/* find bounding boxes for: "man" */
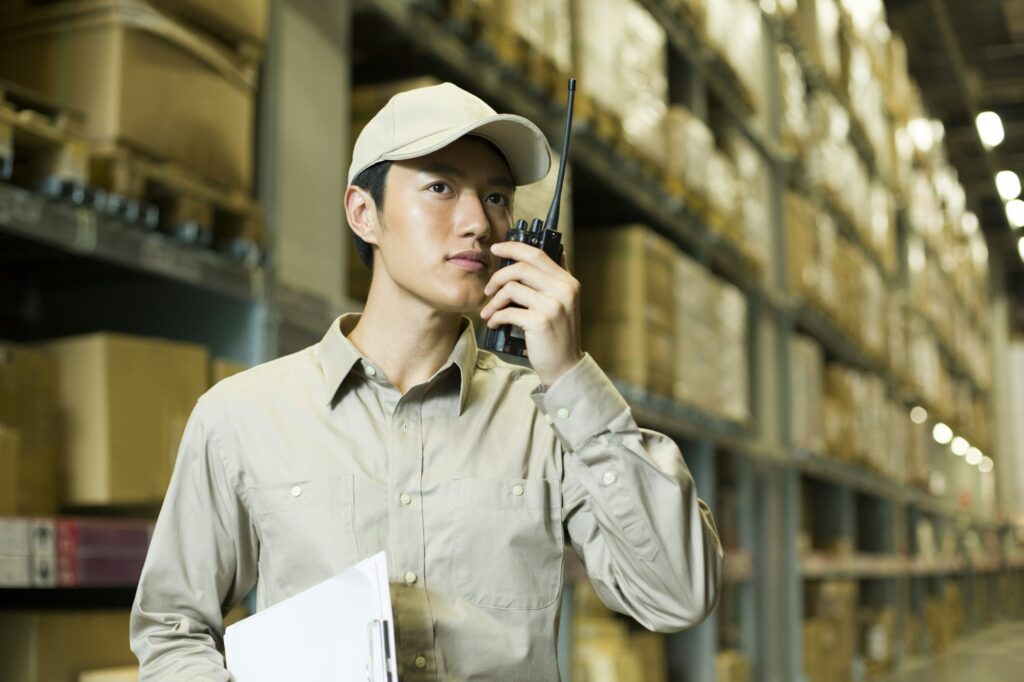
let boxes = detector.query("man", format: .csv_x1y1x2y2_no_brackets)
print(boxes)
130,82,722,680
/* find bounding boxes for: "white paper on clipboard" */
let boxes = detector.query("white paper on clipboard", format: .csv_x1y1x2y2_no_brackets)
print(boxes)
225,551,398,681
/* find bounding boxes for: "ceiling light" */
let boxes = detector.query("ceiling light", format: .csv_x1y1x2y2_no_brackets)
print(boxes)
979,456,994,473
908,118,934,152
966,448,983,466
910,406,928,424
1018,235,1024,263
951,437,969,456
933,422,953,445
1007,199,1024,228
976,111,1005,149
996,171,1022,201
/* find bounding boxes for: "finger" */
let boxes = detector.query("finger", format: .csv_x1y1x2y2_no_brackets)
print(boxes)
485,305,538,330
490,241,565,276
481,281,551,320
485,262,579,308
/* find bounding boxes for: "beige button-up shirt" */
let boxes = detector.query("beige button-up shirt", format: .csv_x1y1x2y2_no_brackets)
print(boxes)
131,314,723,681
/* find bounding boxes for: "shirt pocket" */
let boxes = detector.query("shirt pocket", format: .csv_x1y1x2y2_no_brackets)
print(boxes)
451,477,564,610
246,474,357,595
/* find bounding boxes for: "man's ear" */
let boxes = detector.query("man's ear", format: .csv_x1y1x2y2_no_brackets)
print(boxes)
344,185,380,245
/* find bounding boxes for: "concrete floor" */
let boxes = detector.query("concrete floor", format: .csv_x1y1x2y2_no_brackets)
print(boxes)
886,621,1024,682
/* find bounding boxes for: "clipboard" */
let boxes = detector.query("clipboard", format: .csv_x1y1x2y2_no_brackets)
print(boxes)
225,552,398,681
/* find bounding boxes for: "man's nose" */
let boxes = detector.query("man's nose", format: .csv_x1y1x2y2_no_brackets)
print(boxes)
455,194,493,242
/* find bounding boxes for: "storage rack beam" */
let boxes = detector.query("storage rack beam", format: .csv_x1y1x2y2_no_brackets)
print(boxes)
0,183,263,302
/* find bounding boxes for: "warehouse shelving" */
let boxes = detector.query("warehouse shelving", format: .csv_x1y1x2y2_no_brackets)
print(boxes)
0,183,264,302
0,587,137,610
0,1,1018,681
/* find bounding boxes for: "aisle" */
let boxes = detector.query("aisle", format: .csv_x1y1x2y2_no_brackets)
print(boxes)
886,622,1024,682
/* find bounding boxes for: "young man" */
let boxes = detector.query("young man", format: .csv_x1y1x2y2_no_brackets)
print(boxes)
130,82,722,680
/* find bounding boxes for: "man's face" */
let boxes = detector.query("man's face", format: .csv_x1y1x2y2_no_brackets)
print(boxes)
373,137,514,313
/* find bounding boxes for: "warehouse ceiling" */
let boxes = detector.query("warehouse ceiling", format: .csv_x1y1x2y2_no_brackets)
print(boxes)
886,0,1024,332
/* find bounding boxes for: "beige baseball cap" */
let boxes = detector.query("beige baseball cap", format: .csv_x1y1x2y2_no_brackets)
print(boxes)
347,82,551,185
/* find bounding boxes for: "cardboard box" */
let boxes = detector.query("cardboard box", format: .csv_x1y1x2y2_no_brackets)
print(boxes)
0,0,257,191
790,335,824,452
583,319,674,398
80,668,138,682
665,105,714,199
211,357,250,385
0,342,59,515
45,333,209,506
151,0,267,48
716,649,751,682
710,279,749,424
0,610,135,682
673,251,711,409
0,424,18,515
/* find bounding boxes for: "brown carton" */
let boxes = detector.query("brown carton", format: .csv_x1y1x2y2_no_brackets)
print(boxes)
45,333,209,506
0,342,59,515
0,610,135,682
0,0,257,191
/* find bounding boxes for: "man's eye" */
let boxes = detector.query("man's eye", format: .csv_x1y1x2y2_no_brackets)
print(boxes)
486,193,509,206
428,182,450,194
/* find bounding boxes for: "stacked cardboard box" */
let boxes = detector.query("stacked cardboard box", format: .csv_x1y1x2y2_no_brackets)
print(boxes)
711,279,750,425
724,130,770,271
578,225,676,397
573,0,668,165
861,607,897,680
673,251,711,410
211,357,251,386
788,0,842,87
0,425,17,515
715,649,752,682
779,45,810,152
491,0,572,77
704,0,766,113
0,342,59,515
571,580,667,682
785,191,819,301
0,610,136,682
705,150,742,244
0,0,260,192
804,580,858,682
665,105,715,201
45,333,209,507
790,335,825,453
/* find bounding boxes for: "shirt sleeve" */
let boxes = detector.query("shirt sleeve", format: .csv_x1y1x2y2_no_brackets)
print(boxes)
531,353,724,633
130,395,258,680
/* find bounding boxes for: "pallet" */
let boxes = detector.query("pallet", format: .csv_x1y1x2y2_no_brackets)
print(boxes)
89,145,265,264
0,81,92,202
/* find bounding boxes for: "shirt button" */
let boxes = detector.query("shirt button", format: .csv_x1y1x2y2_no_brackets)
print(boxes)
400,493,412,506
556,407,571,420
404,571,418,585
512,484,524,496
602,471,617,486
365,365,377,377
290,485,302,497
414,655,427,669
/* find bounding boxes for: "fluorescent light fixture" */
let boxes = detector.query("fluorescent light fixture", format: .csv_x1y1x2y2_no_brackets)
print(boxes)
908,118,934,152
966,448,983,466
997,171,1022,201
951,437,969,456
967,446,982,461
933,422,953,445
1019,235,1024,263
979,456,994,473
910,406,928,424
1007,199,1024,228
976,111,1005,149
961,212,979,236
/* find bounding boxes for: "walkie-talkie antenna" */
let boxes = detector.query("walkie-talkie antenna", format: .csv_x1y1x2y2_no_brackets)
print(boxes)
543,79,576,232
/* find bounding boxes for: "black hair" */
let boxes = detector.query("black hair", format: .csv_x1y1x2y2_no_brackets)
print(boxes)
348,137,513,271
349,160,392,270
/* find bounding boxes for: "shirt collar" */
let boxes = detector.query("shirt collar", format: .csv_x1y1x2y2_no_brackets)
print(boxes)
319,313,479,415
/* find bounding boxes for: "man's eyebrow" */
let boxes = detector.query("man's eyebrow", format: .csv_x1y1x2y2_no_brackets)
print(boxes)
419,163,466,179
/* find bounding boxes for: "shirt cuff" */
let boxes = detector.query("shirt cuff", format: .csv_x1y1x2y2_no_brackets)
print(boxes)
530,353,630,452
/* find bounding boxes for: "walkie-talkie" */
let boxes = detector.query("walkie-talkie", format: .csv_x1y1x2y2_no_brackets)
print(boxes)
483,78,576,356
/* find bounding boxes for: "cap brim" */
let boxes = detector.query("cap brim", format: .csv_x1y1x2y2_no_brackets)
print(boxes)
376,114,551,186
